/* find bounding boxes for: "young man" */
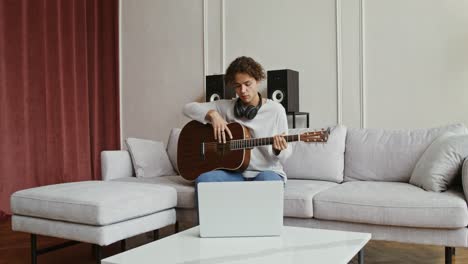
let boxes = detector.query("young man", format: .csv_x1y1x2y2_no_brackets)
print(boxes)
183,56,291,184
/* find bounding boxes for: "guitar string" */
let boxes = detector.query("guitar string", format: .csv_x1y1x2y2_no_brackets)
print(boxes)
203,134,326,145
203,132,326,151
203,135,303,150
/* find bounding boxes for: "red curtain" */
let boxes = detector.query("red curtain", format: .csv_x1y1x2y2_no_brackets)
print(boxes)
0,0,120,218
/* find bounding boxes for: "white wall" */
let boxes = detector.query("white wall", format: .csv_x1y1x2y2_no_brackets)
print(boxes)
363,0,468,128
120,0,468,144
120,0,204,144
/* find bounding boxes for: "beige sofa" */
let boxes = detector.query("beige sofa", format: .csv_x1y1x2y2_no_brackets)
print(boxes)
102,123,468,263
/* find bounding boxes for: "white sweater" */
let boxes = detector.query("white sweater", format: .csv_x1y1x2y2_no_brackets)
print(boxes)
183,99,291,180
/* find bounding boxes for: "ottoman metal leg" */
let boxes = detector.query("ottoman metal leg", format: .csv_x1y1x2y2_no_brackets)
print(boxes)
121,239,126,252
30,233,80,264
94,245,102,264
445,247,453,264
31,234,37,264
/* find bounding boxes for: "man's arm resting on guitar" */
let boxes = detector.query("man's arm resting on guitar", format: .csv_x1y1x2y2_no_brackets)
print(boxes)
183,102,217,124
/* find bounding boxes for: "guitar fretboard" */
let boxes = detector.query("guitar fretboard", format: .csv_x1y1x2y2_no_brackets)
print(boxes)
229,135,300,150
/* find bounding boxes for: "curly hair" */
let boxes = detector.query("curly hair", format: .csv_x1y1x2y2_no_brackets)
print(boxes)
224,56,266,87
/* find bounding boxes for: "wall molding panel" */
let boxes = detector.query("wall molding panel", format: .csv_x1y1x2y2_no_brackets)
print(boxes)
335,0,343,125
221,0,225,73
359,0,366,128
202,0,208,97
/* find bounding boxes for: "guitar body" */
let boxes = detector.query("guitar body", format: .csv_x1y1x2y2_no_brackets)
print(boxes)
177,120,251,181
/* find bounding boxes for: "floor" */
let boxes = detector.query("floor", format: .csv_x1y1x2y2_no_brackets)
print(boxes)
1,217,467,264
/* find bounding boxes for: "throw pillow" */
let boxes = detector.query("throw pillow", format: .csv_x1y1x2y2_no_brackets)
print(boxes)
166,128,181,173
462,159,468,202
281,125,347,183
409,133,468,192
125,137,176,178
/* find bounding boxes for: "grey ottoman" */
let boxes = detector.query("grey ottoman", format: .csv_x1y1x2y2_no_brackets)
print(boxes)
11,181,177,264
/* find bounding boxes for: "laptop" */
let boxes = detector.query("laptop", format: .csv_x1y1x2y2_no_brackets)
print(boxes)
197,181,284,238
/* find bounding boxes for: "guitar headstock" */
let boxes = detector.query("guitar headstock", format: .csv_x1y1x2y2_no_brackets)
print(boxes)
299,128,330,143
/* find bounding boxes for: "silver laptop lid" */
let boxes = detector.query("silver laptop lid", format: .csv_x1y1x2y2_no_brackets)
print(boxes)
198,181,284,238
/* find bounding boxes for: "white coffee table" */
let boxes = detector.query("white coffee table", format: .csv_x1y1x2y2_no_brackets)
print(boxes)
102,226,371,264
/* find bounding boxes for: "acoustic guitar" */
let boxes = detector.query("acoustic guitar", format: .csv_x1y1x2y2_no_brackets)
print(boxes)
177,120,329,181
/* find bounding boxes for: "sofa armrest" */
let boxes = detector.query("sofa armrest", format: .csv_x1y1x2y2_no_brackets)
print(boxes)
101,150,134,181
462,157,468,201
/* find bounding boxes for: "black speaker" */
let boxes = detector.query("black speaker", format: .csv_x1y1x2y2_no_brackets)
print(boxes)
205,74,237,102
267,69,299,112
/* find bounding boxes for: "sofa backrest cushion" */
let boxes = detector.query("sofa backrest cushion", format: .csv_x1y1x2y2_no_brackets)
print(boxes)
166,128,181,173
282,125,347,183
344,123,468,182
126,137,176,178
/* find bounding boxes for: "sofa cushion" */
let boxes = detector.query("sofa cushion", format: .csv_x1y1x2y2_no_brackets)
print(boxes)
410,133,468,192
10,181,177,226
113,177,340,217
344,123,468,182
282,125,347,182
166,128,181,173
126,137,176,178
113,175,195,209
313,181,468,228
284,180,338,218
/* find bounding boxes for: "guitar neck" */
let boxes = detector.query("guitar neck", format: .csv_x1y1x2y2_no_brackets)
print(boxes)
230,135,300,150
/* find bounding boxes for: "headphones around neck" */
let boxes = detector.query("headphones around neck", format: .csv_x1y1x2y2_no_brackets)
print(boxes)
234,92,263,120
